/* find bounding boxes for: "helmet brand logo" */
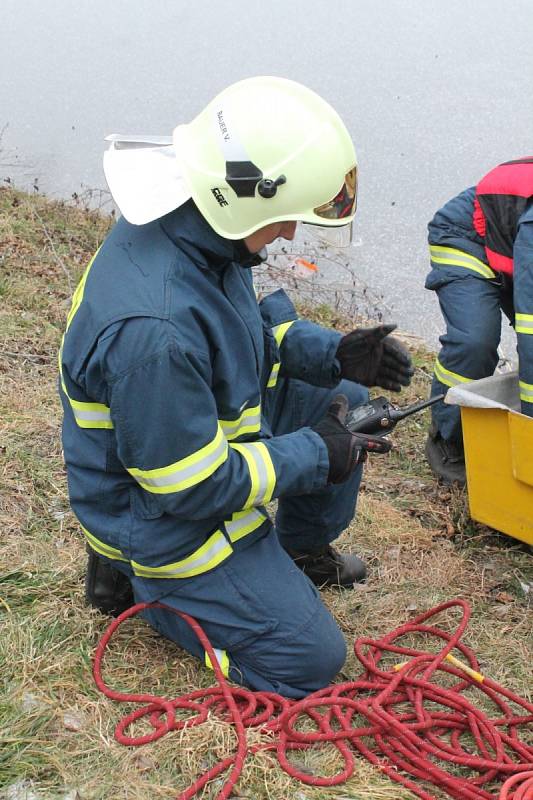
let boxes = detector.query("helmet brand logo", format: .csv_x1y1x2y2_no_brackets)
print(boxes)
212,187,229,207
216,110,230,142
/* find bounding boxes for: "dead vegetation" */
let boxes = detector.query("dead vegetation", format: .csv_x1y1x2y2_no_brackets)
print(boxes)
0,187,531,800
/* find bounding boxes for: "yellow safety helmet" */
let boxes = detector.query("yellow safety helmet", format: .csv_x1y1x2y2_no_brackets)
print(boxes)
173,76,357,239
104,76,357,241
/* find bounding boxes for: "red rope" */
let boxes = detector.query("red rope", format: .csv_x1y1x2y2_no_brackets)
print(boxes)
93,599,533,800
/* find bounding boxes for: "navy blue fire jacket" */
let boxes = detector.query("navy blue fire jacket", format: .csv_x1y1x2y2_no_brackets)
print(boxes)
427,187,533,415
59,201,342,592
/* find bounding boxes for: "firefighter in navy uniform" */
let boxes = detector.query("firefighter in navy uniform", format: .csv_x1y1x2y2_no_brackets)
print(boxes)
425,158,533,485
59,77,413,698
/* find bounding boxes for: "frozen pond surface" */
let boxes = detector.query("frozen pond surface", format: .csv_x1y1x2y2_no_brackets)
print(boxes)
2,0,532,356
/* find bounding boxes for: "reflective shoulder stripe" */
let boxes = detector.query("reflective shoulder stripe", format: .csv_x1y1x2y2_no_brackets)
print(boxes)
434,358,472,389
230,441,276,507
132,529,232,579
272,320,296,347
515,314,533,335
429,245,496,279
519,380,533,403
267,362,280,389
219,404,261,440
60,248,115,431
66,247,101,331
224,508,268,543
82,526,129,563
127,426,228,494
205,648,230,678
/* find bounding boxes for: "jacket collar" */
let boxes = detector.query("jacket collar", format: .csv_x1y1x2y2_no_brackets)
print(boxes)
159,200,265,270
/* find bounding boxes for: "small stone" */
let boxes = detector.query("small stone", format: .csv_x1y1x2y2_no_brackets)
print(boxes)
21,692,43,713
63,711,85,732
132,753,157,772
495,591,515,604
5,780,39,800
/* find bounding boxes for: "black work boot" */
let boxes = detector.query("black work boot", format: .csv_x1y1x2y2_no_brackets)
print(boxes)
85,547,134,617
425,426,466,486
286,545,366,589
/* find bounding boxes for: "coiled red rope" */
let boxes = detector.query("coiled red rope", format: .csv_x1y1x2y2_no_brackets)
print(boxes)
93,599,533,799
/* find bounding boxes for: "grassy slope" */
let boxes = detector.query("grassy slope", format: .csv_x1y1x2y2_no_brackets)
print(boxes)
0,188,531,800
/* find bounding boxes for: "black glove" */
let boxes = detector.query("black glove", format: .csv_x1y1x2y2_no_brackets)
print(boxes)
312,395,392,484
336,324,414,392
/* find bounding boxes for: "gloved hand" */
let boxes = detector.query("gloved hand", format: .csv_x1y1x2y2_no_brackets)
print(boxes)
336,324,414,392
312,395,392,484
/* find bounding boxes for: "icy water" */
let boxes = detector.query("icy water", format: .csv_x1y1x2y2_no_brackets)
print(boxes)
2,0,532,351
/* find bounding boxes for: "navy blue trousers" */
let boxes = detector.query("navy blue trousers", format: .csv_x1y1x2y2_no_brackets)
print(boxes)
139,377,368,698
427,271,513,444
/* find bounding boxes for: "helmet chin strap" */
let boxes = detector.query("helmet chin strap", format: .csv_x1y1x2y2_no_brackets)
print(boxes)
233,239,267,268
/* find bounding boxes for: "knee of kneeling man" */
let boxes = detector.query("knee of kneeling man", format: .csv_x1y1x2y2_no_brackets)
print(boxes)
300,627,347,687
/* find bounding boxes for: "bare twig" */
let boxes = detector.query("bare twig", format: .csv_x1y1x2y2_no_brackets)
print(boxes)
29,205,73,294
1,350,52,363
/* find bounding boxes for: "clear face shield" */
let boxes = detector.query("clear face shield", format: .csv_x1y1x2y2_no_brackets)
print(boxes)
304,166,357,248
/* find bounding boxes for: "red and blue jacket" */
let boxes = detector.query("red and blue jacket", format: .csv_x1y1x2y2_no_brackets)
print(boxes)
426,158,533,415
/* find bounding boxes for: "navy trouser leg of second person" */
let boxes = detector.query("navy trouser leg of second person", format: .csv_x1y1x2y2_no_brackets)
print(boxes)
428,273,505,444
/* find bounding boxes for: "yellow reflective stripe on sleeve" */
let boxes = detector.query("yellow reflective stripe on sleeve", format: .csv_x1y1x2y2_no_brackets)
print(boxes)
519,380,533,403
267,362,280,389
230,441,276,507
434,358,472,389
131,529,232,579
515,314,533,335
82,526,129,563
66,392,113,429
219,405,261,440
205,648,230,677
272,320,295,347
267,321,295,389
127,426,228,493
224,508,268,543
429,245,496,279
58,340,114,430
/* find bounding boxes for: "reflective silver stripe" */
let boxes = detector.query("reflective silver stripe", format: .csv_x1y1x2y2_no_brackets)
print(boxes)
267,362,280,389
434,357,472,389
272,320,295,347
205,648,230,676
429,245,495,279
131,530,232,578
219,404,261,440
230,442,276,507
128,427,228,493
224,508,267,543
515,314,533,334
72,406,112,424
59,341,113,430
519,381,533,403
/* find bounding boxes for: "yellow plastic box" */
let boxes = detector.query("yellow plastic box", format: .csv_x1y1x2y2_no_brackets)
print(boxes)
447,372,533,545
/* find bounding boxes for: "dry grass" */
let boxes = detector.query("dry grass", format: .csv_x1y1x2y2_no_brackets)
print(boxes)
0,187,531,800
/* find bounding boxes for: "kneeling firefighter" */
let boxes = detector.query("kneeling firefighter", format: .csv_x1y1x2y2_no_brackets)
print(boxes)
425,157,533,485
59,77,413,698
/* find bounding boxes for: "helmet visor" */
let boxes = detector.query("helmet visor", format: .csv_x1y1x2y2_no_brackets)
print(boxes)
313,167,357,220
